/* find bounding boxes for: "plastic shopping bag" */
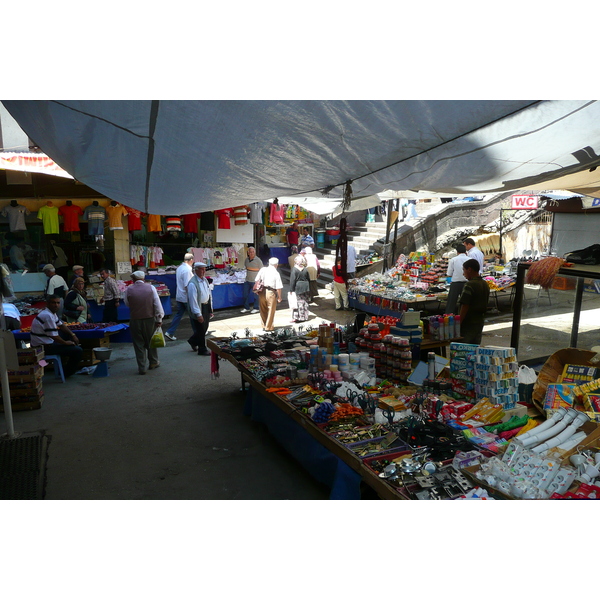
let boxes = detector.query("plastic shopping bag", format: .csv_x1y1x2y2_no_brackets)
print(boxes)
150,326,166,349
287,291,298,309
518,365,537,405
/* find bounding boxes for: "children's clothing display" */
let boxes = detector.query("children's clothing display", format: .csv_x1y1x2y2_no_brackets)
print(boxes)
37,203,60,234
106,203,128,230
1,203,30,231
83,204,107,235
58,203,84,232
147,214,162,232
126,206,144,231
189,244,242,267
130,244,164,268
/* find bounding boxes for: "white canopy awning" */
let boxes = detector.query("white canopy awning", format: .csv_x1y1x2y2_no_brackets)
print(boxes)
4,100,600,215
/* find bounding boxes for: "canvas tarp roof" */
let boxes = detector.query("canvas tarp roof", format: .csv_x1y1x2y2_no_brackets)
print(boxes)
3,100,600,215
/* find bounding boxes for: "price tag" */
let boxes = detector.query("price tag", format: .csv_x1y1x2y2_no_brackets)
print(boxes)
117,262,131,274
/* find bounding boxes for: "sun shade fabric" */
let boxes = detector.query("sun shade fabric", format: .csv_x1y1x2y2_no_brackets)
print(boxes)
4,100,600,215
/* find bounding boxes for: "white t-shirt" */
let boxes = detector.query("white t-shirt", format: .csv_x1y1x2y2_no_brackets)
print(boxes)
447,253,470,282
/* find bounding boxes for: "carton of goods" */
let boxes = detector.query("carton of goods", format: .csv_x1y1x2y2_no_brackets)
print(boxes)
560,364,600,384
7,364,44,384
532,348,597,414
543,383,577,416
16,346,45,365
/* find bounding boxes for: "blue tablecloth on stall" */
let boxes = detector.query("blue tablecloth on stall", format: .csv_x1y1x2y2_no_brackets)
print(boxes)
13,323,129,341
269,246,290,265
148,274,177,296
243,386,362,500
212,283,245,310
88,296,172,323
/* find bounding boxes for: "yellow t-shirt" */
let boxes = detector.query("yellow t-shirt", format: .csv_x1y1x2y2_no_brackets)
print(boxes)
106,204,128,229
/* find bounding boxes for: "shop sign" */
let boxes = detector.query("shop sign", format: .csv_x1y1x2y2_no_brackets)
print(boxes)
581,197,600,209
511,195,539,210
117,261,132,274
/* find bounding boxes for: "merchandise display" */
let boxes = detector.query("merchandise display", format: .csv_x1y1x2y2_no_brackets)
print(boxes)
205,319,600,499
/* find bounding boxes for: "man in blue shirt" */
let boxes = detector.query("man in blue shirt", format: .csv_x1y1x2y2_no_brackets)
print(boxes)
301,227,314,249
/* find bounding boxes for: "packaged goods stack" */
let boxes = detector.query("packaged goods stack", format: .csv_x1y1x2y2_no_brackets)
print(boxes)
0,347,45,412
474,347,519,409
449,342,477,402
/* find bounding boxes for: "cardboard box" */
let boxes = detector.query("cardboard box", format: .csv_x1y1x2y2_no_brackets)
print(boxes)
7,364,44,384
0,392,44,412
16,346,45,365
532,348,597,414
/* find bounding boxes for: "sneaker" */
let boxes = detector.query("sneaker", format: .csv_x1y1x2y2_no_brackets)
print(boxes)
240,308,249,313
250,309,259,314
164,332,176,341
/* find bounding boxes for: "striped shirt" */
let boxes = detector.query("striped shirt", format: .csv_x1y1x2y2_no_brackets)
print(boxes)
30,308,62,346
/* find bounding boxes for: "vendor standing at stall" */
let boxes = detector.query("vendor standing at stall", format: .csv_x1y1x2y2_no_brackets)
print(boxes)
43,264,68,317
458,258,490,345
187,262,213,356
240,246,262,314
463,238,485,271
301,227,314,249
445,243,470,315
98,268,121,323
286,222,300,248
256,257,283,332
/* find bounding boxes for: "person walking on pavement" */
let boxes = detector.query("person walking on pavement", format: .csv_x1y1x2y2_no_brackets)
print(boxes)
458,258,490,345
301,247,320,302
255,257,283,332
124,271,164,374
240,246,263,314
445,243,470,315
98,268,121,323
463,237,485,271
187,262,213,355
30,294,83,378
165,253,194,340
289,254,311,323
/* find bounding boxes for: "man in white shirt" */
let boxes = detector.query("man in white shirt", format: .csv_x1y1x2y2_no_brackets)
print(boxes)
445,243,470,315
463,237,485,271
165,252,194,341
30,295,83,378
255,257,283,332
124,271,164,374
187,262,213,355
2,302,21,331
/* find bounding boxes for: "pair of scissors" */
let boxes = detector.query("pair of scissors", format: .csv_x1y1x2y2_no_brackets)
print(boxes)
382,406,396,427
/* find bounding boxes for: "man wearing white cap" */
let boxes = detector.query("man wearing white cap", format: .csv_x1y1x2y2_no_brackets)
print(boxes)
187,262,213,355
255,257,283,332
42,263,68,318
69,264,85,287
124,270,164,374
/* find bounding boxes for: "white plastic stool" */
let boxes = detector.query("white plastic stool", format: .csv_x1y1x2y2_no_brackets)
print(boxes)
44,355,65,383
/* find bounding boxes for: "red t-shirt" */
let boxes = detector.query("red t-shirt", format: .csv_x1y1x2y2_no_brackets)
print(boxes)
58,204,84,232
183,213,201,233
126,207,144,231
215,208,232,229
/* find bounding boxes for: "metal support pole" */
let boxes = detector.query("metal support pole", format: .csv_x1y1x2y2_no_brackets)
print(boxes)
391,198,400,268
499,209,503,255
382,199,393,273
510,263,527,354
0,337,16,439
570,277,585,348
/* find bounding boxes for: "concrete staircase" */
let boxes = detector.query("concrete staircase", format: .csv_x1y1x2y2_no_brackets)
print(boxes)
279,218,389,287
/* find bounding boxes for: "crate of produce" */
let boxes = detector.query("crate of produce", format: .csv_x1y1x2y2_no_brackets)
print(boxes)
0,391,44,412
16,346,45,365
7,364,44,384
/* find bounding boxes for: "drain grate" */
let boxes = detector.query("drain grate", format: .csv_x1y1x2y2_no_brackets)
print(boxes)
0,432,50,500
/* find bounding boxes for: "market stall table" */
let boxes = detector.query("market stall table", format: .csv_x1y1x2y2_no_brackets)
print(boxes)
206,338,404,500
87,296,172,323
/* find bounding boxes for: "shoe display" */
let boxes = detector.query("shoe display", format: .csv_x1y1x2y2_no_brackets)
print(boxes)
197,348,211,356
240,308,248,313
164,333,176,341
250,309,259,314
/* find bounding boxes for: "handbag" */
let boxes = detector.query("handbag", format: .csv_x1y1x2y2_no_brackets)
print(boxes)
287,291,298,309
150,326,166,348
253,278,264,293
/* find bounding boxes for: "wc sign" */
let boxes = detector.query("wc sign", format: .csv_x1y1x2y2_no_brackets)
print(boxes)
511,195,539,210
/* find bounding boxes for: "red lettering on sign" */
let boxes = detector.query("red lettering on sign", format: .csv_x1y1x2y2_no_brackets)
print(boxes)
511,195,539,210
